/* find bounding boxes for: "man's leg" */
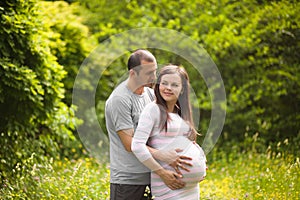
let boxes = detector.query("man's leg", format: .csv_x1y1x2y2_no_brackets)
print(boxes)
110,183,151,200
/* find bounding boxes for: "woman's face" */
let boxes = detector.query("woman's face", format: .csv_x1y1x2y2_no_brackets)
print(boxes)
159,73,183,104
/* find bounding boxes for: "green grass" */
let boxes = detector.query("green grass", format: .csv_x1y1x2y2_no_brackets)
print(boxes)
1,152,299,199
201,153,299,199
1,157,110,200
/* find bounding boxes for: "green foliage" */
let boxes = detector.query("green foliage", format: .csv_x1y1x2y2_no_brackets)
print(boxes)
37,1,94,105
0,0,80,182
76,0,300,153
203,1,300,146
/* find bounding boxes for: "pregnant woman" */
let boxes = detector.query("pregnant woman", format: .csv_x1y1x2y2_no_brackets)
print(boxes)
132,65,206,199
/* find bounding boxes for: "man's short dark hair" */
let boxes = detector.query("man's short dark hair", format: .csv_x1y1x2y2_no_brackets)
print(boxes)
127,49,156,71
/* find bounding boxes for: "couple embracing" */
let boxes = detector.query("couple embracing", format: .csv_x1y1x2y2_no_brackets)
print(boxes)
105,49,207,200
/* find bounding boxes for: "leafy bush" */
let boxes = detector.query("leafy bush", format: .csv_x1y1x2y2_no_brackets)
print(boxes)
37,1,94,106
0,0,80,182
205,0,300,147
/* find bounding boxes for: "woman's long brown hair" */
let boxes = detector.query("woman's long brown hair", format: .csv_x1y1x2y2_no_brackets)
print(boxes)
154,65,198,141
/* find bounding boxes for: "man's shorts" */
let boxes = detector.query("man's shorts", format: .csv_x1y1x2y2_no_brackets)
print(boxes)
110,183,152,200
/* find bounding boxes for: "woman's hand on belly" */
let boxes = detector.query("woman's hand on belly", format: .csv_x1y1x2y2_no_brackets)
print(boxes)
154,168,186,190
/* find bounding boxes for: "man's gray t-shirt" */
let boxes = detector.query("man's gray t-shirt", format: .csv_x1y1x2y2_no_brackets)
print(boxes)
105,80,154,185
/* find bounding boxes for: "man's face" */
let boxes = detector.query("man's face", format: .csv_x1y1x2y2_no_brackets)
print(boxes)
134,60,157,88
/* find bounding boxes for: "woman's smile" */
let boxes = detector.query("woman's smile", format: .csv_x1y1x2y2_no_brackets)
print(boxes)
162,91,173,96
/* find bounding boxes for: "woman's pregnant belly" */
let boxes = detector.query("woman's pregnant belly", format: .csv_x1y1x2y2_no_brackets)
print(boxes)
178,143,206,186
158,136,206,186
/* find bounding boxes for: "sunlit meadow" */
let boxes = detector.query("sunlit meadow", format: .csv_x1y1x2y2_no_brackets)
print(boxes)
1,148,299,200
200,152,299,199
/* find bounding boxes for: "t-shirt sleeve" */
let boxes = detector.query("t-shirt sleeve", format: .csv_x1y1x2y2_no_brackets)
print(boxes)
109,96,133,132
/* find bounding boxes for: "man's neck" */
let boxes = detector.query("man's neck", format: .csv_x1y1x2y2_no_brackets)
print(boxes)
134,87,144,95
126,79,144,95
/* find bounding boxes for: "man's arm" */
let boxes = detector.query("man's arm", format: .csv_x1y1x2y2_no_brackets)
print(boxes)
117,129,134,152
148,146,193,174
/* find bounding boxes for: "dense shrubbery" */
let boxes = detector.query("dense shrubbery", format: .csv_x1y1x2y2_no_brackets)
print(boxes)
0,0,89,182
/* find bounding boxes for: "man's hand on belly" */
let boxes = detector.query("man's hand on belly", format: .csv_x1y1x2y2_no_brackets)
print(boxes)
153,148,193,174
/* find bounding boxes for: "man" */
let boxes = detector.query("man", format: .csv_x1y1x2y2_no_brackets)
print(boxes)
105,49,189,200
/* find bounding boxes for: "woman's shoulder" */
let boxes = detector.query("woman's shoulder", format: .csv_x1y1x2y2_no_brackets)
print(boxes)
142,102,163,120
143,101,160,113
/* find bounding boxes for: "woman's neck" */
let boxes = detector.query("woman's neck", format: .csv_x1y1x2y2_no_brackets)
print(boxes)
166,102,176,113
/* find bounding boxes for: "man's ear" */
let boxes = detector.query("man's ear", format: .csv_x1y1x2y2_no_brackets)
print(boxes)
129,69,136,77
